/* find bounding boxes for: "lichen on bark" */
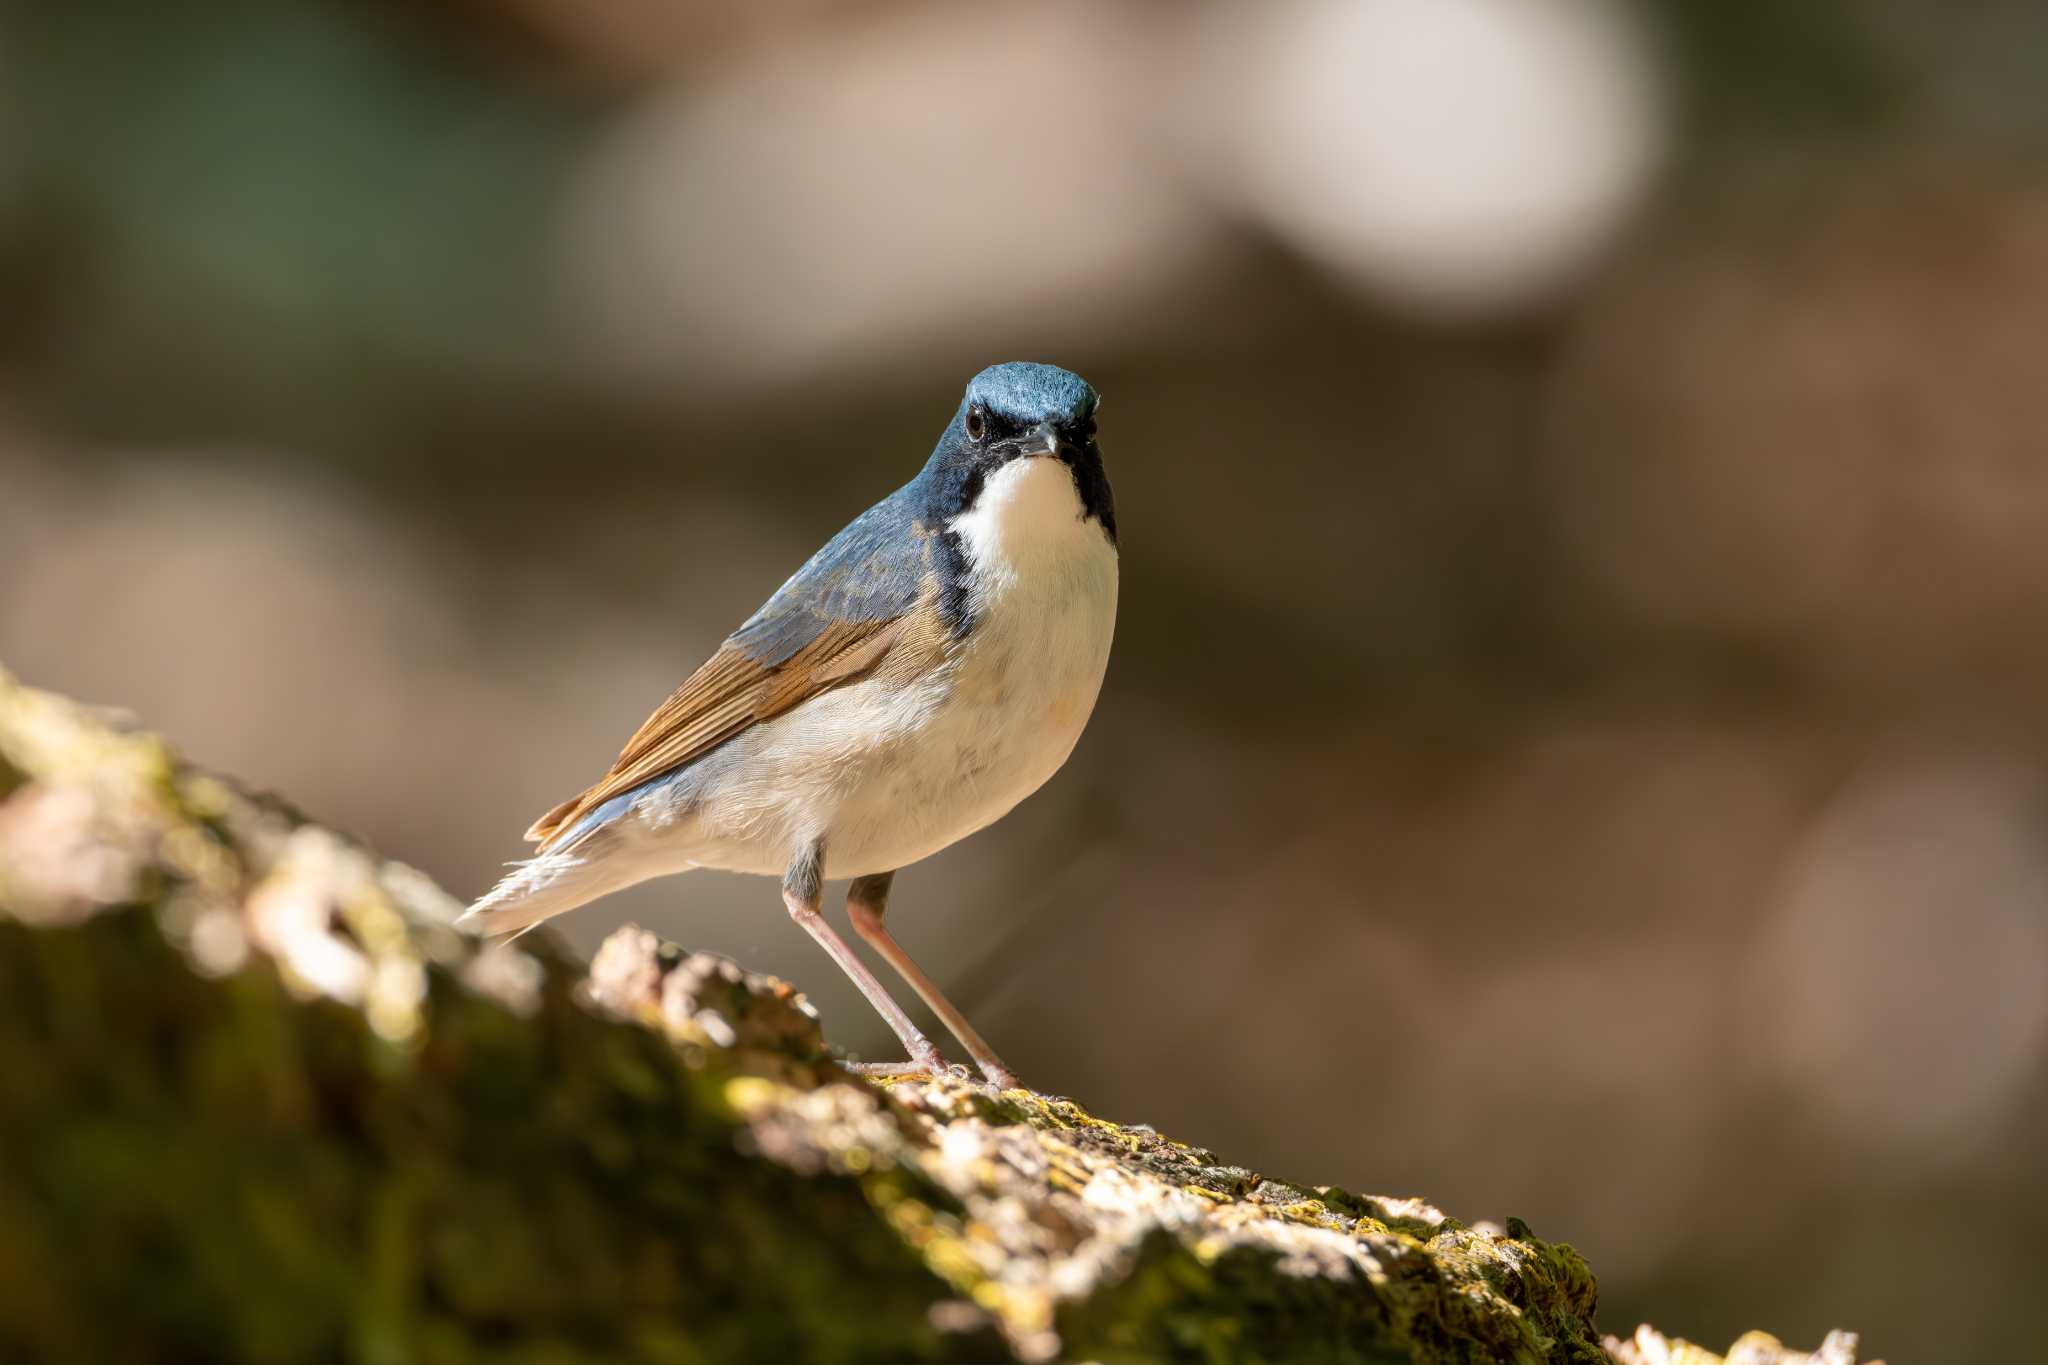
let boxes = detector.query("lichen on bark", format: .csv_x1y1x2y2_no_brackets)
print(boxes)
0,666,1867,1364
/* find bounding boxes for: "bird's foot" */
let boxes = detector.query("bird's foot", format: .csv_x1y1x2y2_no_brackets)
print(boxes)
845,1060,938,1078
845,1043,955,1080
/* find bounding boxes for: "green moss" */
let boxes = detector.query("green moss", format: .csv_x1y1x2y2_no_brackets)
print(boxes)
1058,1234,1413,1365
0,911,1006,1364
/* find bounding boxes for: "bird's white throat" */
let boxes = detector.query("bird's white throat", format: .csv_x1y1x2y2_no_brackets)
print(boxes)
948,454,1106,580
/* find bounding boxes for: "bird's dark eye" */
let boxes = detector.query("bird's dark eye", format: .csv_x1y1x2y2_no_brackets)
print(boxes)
965,404,987,442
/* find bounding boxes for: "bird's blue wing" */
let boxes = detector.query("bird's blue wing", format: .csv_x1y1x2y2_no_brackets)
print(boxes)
523,484,936,848
728,484,931,667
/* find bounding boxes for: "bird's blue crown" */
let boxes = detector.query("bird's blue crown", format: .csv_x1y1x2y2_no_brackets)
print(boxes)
963,362,1097,427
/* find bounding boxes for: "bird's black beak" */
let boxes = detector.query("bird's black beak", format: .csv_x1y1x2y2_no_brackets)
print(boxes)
1021,422,1062,459
997,423,1062,463
991,418,1094,467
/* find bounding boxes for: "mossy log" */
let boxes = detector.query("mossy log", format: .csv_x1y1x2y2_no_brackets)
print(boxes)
0,667,1867,1364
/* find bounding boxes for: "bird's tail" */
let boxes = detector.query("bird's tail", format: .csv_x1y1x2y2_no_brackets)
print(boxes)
461,841,635,939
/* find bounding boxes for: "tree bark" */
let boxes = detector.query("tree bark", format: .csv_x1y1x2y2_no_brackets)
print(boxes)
0,667,1866,1365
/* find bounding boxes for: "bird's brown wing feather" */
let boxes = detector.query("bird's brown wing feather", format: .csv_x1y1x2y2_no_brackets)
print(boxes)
525,615,905,848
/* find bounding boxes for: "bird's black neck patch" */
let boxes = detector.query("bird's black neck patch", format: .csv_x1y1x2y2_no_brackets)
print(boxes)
1066,448,1117,547
924,456,984,636
933,525,975,636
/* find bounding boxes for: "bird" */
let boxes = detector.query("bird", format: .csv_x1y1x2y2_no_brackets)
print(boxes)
465,362,1117,1090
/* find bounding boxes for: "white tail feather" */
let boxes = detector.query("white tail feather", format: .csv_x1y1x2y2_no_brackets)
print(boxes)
462,848,627,938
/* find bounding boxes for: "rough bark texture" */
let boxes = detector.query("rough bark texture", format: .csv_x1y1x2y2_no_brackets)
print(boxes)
0,667,1868,1364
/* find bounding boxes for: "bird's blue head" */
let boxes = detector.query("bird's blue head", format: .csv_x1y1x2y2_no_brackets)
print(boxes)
919,362,1115,541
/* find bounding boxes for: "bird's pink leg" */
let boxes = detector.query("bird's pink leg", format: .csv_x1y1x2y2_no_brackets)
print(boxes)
847,872,1020,1091
782,849,947,1074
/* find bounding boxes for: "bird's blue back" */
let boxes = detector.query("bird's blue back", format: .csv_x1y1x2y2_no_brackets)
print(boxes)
728,483,930,667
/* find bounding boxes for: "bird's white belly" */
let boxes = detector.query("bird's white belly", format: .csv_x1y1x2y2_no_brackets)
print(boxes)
824,559,1117,874
669,456,1118,878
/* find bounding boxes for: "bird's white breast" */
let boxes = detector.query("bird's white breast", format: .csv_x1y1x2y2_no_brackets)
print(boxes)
855,454,1118,870
670,454,1118,878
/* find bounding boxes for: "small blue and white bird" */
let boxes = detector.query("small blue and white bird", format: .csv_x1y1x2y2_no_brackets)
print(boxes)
466,362,1117,1089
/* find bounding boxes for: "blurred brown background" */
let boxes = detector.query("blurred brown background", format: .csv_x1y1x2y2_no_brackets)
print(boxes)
4,2,2045,1359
